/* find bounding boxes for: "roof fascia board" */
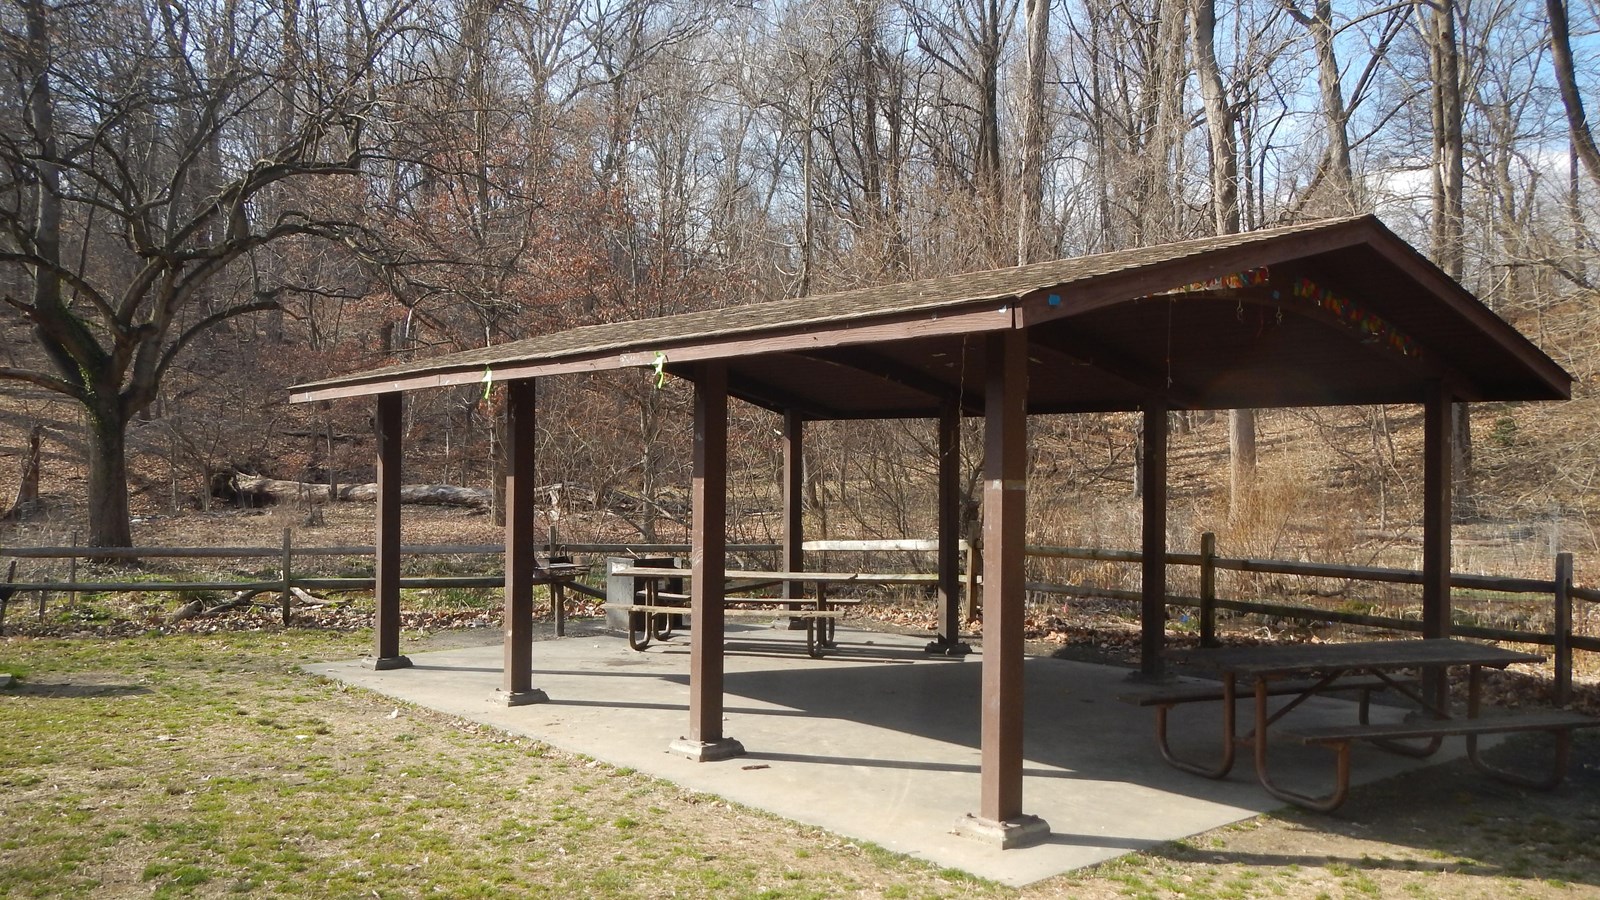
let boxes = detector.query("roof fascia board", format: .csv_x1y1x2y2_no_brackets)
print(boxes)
290,303,1017,404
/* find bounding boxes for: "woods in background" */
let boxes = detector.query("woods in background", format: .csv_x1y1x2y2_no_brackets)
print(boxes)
1,0,1596,545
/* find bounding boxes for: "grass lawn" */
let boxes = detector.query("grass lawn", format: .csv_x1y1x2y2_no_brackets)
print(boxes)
2,630,1597,898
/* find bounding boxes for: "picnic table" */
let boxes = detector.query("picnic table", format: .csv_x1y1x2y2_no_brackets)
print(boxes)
1129,638,1599,811
606,566,937,658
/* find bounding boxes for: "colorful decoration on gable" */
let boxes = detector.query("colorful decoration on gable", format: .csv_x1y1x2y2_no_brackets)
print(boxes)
1290,277,1422,359
1164,267,1271,293
1152,266,1422,361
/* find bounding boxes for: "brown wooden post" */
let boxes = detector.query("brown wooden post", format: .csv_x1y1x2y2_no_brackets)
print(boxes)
280,527,293,626
929,400,970,655
366,392,411,670
1199,531,1218,648
959,328,1048,848
500,378,546,705
1137,399,1169,680
779,409,806,628
1422,383,1453,704
1555,552,1573,706
672,362,744,761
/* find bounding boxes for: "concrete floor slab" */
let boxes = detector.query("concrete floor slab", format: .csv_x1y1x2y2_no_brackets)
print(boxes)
306,625,1467,887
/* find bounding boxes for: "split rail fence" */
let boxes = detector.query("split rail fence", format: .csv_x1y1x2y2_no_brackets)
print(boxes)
1,531,1593,702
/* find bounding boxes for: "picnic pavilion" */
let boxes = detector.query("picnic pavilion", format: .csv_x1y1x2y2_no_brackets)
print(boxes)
290,214,1570,848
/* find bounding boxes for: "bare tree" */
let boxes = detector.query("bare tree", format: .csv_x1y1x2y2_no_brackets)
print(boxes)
1017,0,1050,264
1548,0,1600,191
1280,0,1410,213
1191,0,1258,511
1420,0,1476,514
0,0,419,545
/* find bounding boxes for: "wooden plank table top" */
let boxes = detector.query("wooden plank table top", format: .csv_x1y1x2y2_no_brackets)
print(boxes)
1165,638,1544,678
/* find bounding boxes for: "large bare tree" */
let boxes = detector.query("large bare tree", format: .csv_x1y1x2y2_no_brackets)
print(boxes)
0,0,414,545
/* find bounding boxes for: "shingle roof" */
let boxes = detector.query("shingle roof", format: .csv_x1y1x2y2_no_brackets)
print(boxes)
290,215,1570,409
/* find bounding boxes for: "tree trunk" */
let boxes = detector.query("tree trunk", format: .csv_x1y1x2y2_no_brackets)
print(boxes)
1452,403,1474,519
1548,0,1600,192
2,426,44,521
1429,0,1465,279
1302,0,1354,207
1428,0,1472,513
87,410,134,547
1017,0,1049,265
1228,409,1257,515
975,0,1005,264
1192,0,1239,235
1193,0,1255,511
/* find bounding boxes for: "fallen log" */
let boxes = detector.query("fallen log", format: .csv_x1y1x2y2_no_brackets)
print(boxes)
289,586,343,607
169,588,271,623
229,475,490,509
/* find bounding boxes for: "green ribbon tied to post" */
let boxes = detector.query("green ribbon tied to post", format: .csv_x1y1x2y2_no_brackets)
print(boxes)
481,366,494,402
651,351,667,389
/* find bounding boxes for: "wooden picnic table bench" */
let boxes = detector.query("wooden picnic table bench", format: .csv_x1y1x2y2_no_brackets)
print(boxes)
1148,638,1596,811
1119,675,1413,778
607,566,923,658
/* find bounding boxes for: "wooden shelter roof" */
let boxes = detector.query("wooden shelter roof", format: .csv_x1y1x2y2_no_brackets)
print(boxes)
291,215,1570,416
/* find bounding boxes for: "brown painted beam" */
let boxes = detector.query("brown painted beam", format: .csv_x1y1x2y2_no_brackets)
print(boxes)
672,362,745,761
964,329,1048,846
928,401,970,655
1139,399,1169,680
500,379,546,705
366,393,411,670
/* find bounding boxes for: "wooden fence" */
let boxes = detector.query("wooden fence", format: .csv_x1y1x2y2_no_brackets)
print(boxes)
1,530,1593,702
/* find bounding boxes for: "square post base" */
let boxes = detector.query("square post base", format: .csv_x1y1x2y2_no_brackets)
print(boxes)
954,813,1051,849
497,689,549,707
669,737,746,762
362,656,413,671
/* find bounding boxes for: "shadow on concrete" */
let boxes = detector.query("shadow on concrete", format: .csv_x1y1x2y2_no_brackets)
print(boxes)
742,748,1093,780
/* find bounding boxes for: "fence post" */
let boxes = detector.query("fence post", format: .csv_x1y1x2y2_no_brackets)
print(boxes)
281,527,293,627
1554,552,1573,706
67,531,78,609
0,559,12,635
1200,531,1218,648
